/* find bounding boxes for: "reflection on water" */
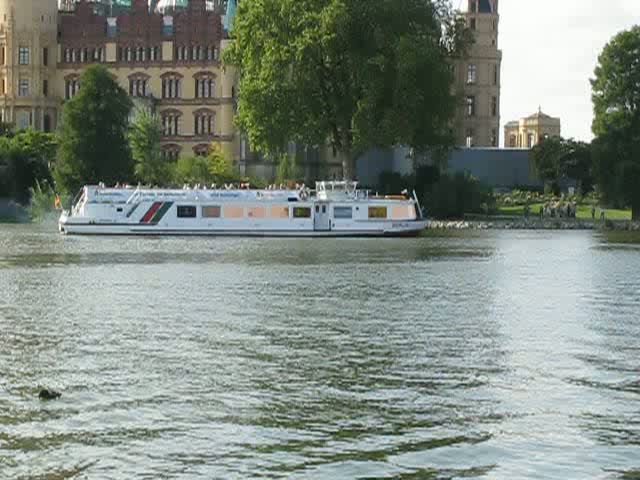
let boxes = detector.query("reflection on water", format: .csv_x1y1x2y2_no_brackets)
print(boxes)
0,225,639,479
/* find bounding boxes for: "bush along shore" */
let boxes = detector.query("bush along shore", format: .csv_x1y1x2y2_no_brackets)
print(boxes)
425,219,640,231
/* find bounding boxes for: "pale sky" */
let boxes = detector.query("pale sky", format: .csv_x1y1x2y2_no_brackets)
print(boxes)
460,0,640,146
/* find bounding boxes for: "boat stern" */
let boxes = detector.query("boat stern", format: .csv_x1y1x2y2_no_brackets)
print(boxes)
58,210,69,234
384,219,429,237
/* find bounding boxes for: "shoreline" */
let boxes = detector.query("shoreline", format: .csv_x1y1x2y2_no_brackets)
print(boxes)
426,219,640,231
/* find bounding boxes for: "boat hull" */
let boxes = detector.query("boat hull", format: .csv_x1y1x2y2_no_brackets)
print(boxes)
59,217,428,238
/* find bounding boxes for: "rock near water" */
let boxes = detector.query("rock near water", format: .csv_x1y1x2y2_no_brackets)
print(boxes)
38,389,61,400
426,220,640,231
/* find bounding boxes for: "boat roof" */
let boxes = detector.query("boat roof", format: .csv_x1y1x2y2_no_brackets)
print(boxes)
84,185,302,203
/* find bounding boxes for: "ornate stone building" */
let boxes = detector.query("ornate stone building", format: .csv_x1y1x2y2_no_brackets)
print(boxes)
454,0,502,148
0,0,502,181
0,0,59,131
0,0,239,163
504,109,561,148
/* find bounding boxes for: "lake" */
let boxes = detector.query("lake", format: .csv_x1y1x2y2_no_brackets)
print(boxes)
1,225,639,479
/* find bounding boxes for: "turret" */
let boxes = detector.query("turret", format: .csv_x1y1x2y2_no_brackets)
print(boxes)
454,0,502,148
0,0,58,33
0,0,59,131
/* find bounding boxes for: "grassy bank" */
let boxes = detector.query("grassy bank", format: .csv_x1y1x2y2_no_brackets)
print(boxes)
599,230,640,244
496,204,631,220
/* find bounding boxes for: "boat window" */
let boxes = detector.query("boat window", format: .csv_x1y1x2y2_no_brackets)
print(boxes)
391,205,415,220
202,206,221,218
269,206,289,218
223,206,244,218
322,206,326,214
315,205,319,213
368,206,387,219
334,206,352,219
293,207,312,218
116,207,123,213
247,206,266,218
177,205,197,218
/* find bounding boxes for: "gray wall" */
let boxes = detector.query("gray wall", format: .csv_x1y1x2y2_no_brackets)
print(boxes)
356,147,544,190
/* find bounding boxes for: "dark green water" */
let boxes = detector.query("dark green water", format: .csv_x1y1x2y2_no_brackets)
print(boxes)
1,225,639,479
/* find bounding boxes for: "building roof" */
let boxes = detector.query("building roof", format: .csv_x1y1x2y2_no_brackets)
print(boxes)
525,107,558,121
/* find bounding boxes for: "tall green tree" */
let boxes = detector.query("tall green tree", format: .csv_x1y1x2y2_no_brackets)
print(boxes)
129,108,169,185
530,136,593,194
54,65,133,195
530,136,565,184
591,26,640,220
225,0,470,179
207,142,239,184
172,156,214,185
0,130,56,203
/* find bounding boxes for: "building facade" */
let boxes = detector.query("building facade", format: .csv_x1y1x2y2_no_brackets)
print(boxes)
0,0,239,163
504,109,561,148
0,0,502,181
454,0,502,149
0,0,59,131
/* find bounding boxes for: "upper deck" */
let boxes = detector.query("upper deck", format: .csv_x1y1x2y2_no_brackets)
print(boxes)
81,185,304,205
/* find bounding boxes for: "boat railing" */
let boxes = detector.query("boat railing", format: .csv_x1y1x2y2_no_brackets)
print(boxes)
125,188,142,204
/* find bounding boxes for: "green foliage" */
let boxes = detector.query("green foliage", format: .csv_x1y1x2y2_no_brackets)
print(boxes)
26,180,68,223
172,144,240,185
530,136,593,194
275,153,302,183
129,108,169,185
55,65,133,195
172,156,214,185
591,26,640,220
377,167,490,219
425,172,493,219
225,0,469,178
0,130,56,204
245,176,268,189
207,143,238,184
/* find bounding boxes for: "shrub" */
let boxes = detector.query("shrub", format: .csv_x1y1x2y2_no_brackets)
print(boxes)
27,180,67,223
424,172,493,219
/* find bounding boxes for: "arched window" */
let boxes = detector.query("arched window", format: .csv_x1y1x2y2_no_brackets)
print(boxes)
161,109,182,136
193,109,215,136
128,73,150,97
194,72,216,99
161,72,183,99
64,74,80,100
162,144,181,161
193,144,210,157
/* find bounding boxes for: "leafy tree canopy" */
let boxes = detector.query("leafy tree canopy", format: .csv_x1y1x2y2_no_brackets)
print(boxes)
129,108,170,186
207,142,238,184
0,130,56,204
172,156,213,185
591,25,640,219
54,65,133,195
530,136,593,194
225,0,471,179
172,143,239,186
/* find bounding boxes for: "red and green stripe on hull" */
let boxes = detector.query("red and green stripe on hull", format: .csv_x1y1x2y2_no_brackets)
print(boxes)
139,201,174,224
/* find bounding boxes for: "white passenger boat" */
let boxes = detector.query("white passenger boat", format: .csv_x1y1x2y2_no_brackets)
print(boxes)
58,181,428,237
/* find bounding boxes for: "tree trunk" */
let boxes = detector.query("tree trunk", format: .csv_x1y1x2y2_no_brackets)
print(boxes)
633,203,640,222
338,150,356,180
